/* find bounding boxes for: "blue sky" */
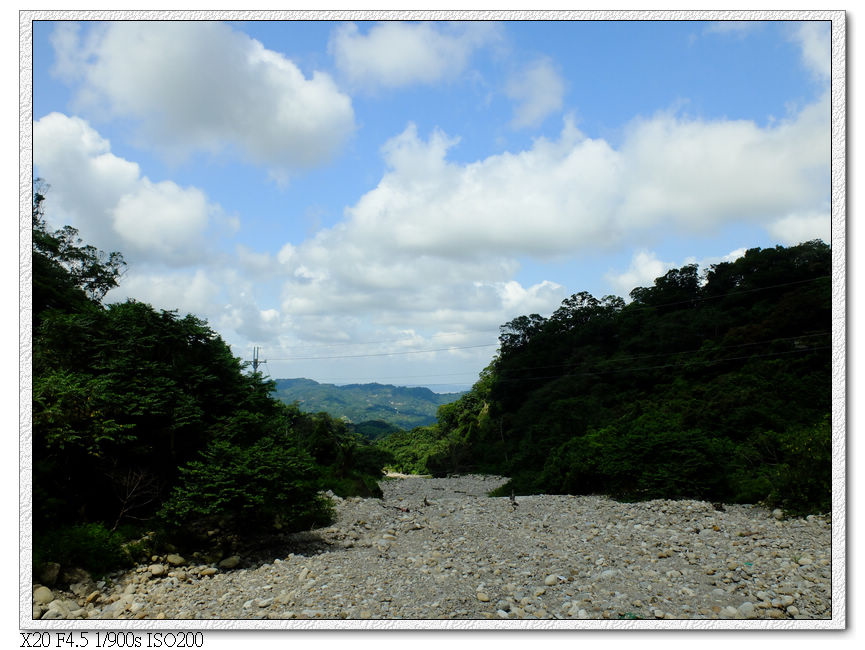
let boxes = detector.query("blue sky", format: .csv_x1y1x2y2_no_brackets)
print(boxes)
30,17,832,391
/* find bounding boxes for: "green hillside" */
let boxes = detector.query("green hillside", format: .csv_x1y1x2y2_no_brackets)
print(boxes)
377,241,832,515
272,378,465,431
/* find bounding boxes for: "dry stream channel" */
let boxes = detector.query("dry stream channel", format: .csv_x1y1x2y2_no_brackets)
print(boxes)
33,474,832,622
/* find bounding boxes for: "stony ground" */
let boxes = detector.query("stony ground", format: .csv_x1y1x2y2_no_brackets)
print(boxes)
32,475,832,621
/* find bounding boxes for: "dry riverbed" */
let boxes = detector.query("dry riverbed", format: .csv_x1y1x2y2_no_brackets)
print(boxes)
32,474,832,622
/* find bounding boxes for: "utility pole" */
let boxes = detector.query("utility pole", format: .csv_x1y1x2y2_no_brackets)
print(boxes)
252,346,266,374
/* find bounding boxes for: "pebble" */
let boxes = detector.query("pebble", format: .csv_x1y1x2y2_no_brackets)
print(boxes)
32,475,832,621
33,586,53,605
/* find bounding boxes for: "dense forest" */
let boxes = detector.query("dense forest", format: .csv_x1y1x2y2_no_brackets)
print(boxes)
377,240,832,515
31,184,392,576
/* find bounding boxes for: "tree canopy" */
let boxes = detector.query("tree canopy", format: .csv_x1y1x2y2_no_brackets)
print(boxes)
31,183,392,575
378,241,832,515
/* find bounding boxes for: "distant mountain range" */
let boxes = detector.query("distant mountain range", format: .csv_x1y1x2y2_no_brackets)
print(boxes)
271,378,466,432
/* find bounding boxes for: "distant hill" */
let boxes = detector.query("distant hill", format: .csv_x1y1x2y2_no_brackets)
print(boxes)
272,378,466,431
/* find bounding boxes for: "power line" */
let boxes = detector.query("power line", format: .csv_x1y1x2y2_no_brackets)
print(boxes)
494,344,830,383
496,331,832,375
265,342,498,361
261,329,501,353
625,274,830,312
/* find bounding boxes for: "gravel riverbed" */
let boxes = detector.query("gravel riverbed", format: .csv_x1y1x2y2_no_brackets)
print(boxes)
33,475,832,622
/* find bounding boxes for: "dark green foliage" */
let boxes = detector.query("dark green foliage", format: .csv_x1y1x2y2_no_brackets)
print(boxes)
158,438,331,532
32,523,135,577
32,184,389,574
375,426,445,475
32,180,125,325
351,419,403,440
430,241,832,512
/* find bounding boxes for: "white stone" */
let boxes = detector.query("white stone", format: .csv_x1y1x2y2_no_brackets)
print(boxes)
33,586,53,605
738,602,756,618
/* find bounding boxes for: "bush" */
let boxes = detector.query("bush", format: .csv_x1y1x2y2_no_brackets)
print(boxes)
34,522,134,577
158,438,332,534
763,415,831,514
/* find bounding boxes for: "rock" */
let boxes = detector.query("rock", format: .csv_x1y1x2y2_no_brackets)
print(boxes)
57,475,830,620
69,581,91,597
38,562,61,586
33,586,54,605
148,564,165,577
738,602,756,618
166,554,186,566
772,509,784,520
60,567,92,586
219,556,241,570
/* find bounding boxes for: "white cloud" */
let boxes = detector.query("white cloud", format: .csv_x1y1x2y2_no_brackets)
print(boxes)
34,112,213,266
703,21,762,38
112,269,221,319
113,182,210,259
506,59,565,129
767,211,831,245
605,250,674,298
329,21,498,90
264,85,827,342
606,246,751,298
790,22,831,83
52,21,355,176
616,93,829,231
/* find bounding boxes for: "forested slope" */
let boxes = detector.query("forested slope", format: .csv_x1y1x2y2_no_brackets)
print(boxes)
378,241,832,514
31,185,392,577
272,378,464,431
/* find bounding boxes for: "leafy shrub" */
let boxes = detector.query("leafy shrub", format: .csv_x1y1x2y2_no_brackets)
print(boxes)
762,415,832,514
158,438,332,534
34,522,133,577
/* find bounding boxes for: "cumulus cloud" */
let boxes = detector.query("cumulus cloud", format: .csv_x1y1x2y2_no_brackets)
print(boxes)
789,21,831,83
505,58,565,129
329,21,498,90
113,269,221,318
51,21,355,176
265,86,827,339
767,211,831,245
605,250,674,298
616,93,829,231
34,112,214,266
